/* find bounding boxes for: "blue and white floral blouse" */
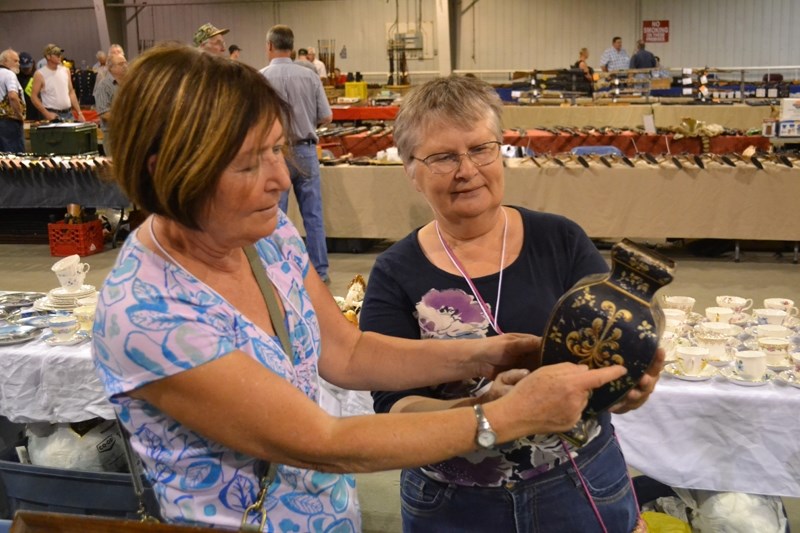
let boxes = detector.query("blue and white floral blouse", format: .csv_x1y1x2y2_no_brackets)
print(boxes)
92,212,360,531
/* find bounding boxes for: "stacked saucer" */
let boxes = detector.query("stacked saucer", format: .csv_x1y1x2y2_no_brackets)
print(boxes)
34,285,96,311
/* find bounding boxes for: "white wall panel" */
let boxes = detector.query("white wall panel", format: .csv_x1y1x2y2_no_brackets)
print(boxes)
456,0,639,81
1,0,799,79
0,0,101,68
641,0,800,69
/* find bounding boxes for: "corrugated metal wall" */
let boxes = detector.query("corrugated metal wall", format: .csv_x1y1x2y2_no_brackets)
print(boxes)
641,0,800,69
0,0,796,78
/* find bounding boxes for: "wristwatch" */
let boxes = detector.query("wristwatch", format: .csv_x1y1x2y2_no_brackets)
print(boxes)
472,404,496,449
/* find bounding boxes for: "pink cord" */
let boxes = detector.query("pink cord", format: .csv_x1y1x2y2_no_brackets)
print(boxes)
559,433,643,533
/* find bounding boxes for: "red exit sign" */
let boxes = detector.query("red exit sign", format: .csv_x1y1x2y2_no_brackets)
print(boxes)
643,20,669,43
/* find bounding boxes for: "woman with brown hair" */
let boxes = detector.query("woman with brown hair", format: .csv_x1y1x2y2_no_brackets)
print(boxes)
92,45,626,531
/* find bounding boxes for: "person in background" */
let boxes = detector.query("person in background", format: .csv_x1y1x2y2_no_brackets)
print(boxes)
629,40,656,70
31,44,84,122
93,53,127,155
108,44,125,59
16,52,41,121
599,36,630,72
332,67,345,85
294,47,316,72
360,75,662,533
261,25,332,283
228,44,241,60
193,22,229,57
572,47,594,84
0,49,25,153
306,46,329,81
651,56,671,79
93,50,108,77
94,43,625,530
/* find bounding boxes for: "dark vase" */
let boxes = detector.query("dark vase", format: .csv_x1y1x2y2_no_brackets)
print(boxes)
540,239,675,443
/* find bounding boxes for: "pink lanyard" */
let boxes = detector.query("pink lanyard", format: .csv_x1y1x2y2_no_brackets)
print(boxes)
434,208,508,335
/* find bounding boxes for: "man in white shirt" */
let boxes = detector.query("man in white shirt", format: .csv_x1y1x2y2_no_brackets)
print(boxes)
306,47,329,82
599,36,630,72
30,44,84,122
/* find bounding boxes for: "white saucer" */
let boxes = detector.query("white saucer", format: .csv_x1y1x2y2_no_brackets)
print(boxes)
49,285,96,298
34,297,78,311
767,363,793,372
706,356,733,368
720,367,774,386
42,330,90,346
663,363,717,381
775,370,800,389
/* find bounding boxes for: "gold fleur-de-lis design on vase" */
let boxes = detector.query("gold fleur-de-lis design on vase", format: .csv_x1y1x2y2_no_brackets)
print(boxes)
565,301,633,368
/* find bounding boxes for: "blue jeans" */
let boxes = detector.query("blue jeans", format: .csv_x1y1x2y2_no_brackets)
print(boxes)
400,430,638,533
279,143,329,279
0,118,24,153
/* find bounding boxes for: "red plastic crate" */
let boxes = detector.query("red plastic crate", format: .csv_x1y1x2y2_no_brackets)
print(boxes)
47,220,105,257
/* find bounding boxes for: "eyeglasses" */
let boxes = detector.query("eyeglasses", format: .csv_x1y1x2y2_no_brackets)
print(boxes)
412,141,501,174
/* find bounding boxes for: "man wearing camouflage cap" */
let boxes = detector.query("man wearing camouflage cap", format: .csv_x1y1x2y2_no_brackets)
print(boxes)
31,44,84,122
194,23,229,56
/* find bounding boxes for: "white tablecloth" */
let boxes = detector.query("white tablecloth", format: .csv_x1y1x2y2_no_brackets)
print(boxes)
612,374,800,498
0,338,114,424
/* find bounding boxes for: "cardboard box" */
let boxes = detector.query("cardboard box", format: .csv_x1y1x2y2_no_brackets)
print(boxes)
778,120,800,137
30,123,98,156
779,98,800,121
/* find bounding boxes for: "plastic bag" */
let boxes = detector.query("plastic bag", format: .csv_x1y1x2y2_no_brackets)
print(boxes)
673,488,788,533
26,419,126,472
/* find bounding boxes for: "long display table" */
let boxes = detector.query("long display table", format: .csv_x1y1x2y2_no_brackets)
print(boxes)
0,167,128,209
329,104,774,132
321,132,770,158
286,164,800,242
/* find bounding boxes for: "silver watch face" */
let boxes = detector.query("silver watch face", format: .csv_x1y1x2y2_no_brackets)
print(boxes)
477,430,496,448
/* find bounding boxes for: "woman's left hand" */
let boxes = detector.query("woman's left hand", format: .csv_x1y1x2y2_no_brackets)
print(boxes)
473,333,542,379
608,347,665,414
479,368,531,403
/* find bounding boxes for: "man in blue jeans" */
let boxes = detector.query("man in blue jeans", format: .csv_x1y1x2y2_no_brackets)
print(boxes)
261,24,332,282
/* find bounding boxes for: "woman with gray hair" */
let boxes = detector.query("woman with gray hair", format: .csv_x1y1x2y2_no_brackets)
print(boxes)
361,75,661,532
93,47,626,531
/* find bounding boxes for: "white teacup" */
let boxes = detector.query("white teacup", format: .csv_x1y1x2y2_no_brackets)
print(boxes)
763,298,799,317
699,322,735,337
694,331,730,362
705,306,734,323
716,295,753,312
51,254,90,293
659,331,678,362
756,324,791,339
662,308,687,322
663,296,696,314
72,305,97,333
664,318,683,334
676,346,708,376
758,337,790,367
753,308,787,325
735,350,767,380
47,314,80,342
